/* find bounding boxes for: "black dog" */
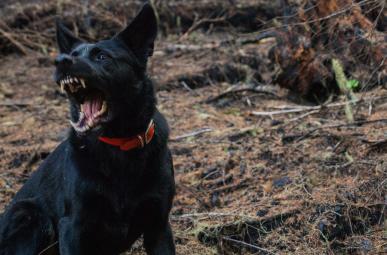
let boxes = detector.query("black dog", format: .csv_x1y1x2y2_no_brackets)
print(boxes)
0,3,175,255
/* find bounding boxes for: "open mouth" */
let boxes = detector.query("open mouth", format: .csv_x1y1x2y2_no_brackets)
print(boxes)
59,75,108,133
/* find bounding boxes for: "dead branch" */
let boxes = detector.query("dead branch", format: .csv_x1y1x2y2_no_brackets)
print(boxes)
221,236,275,255
170,128,213,141
206,84,279,103
38,241,58,255
0,100,32,107
202,173,233,188
251,96,387,116
294,118,387,142
173,211,256,220
0,27,28,55
211,178,249,194
287,109,320,122
179,16,226,41
180,81,199,95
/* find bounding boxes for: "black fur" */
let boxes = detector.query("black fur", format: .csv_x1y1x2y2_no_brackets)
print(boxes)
0,3,175,255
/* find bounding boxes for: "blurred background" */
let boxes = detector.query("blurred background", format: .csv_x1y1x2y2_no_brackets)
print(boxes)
0,0,386,254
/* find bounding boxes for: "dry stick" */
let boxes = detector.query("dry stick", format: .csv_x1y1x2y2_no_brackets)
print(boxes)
170,128,213,141
165,42,220,52
378,202,386,225
173,212,256,220
180,81,199,96
38,241,59,255
361,57,386,92
252,107,316,116
0,27,28,55
252,101,356,116
0,100,32,107
251,96,387,116
180,16,226,41
206,85,279,103
295,118,387,142
364,0,386,41
221,236,276,255
287,109,320,122
166,31,277,53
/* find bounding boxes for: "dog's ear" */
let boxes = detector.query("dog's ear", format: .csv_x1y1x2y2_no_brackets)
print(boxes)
115,3,158,62
56,19,82,54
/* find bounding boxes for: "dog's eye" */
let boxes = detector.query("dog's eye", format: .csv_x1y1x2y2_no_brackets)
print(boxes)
71,51,80,57
96,53,108,61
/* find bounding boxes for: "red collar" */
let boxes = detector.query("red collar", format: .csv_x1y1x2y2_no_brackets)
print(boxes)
98,120,155,151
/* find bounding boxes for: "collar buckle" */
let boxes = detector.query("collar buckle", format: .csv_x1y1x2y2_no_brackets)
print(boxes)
144,119,155,144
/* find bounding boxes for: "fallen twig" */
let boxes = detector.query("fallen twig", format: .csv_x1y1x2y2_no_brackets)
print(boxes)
179,16,226,41
221,236,275,254
211,178,249,194
294,118,387,142
173,211,256,220
0,27,28,55
0,100,32,107
287,110,320,122
180,81,199,95
206,85,279,103
165,42,220,52
252,96,387,116
252,107,317,116
38,241,58,255
170,128,213,141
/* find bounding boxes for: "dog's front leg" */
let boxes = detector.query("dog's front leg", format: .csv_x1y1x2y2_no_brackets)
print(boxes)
144,222,175,255
59,216,125,255
58,217,82,255
58,217,98,255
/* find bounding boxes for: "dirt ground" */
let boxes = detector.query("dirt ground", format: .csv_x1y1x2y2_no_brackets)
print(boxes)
0,0,386,254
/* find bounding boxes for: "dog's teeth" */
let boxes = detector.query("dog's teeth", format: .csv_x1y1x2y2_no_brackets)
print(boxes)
87,121,93,128
80,79,86,88
80,104,84,112
100,101,107,114
77,126,84,132
95,101,107,118
70,111,96,133
74,77,78,83
69,119,77,129
70,78,73,83
60,83,65,93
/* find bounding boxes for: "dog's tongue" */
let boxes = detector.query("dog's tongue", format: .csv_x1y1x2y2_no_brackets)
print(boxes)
83,94,103,119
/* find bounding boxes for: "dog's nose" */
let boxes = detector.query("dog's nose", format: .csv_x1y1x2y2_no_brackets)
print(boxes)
55,54,74,67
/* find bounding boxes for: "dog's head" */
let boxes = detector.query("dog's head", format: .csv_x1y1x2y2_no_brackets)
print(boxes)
54,4,157,135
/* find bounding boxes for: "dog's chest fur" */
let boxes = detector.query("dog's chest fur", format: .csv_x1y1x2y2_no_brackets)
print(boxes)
63,128,169,221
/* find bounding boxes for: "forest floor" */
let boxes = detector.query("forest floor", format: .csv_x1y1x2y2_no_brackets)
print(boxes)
0,1,386,254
